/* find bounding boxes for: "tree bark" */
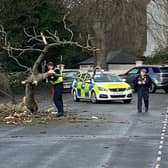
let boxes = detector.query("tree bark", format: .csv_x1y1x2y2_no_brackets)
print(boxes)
24,83,38,113
92,21,107,69
23,72,50,112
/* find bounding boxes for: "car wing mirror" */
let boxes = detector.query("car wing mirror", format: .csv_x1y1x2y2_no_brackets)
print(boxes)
122,78,127,82
85,79,91,83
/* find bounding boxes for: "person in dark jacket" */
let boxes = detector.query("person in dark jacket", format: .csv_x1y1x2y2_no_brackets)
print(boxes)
47,62,64,117
134,69,152,113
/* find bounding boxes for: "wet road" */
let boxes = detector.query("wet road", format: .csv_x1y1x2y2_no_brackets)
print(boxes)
0,92,168,168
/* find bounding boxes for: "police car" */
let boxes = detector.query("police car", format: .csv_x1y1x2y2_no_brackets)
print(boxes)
72,71,133,103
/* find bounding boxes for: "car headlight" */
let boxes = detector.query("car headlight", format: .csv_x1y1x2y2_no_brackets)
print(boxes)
98,87,108,91
127,86,132,91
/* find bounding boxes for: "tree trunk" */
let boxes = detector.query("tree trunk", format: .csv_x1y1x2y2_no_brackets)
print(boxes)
92,21,107,69
24,83,38,113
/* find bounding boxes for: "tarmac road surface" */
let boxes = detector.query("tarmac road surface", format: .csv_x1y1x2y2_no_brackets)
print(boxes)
0,92,168,168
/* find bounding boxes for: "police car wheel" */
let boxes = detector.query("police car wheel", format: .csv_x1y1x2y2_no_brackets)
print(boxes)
73,90,80,102
91,91,97,104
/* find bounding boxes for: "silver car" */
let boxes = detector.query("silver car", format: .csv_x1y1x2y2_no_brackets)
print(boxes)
119,65,168,93
62,69,79,92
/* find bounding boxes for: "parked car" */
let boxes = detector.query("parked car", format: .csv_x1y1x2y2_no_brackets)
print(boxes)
119,65,168,93
72,71,132,103
62,69,79,92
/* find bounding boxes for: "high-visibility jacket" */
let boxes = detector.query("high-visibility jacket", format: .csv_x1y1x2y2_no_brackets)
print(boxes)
48,69,63,85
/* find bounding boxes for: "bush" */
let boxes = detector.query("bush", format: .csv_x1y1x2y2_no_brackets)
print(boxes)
144,47,168,65
8,72,27,94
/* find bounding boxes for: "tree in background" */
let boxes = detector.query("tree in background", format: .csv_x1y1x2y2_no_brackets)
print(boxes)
0,11,96,112
67,0,149,68
0,0,87,71
145,47,168,65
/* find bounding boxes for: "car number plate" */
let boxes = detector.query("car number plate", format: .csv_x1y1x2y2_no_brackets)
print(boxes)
112,92,124,95
64,85,71,89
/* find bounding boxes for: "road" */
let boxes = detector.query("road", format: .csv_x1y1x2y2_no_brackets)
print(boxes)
0,92,168,168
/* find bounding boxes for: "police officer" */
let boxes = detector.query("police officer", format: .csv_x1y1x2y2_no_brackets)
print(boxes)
47,62,64,117
134,69,152,113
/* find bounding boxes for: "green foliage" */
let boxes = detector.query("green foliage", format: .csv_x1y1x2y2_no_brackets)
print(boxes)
144,47,168,65
0,0,86,71
8,72,26,93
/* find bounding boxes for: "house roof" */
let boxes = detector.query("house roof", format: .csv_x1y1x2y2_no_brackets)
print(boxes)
79,49,141,65
79,57,94,65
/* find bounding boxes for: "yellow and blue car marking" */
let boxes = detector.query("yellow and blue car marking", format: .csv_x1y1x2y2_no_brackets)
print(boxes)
72,72,133,103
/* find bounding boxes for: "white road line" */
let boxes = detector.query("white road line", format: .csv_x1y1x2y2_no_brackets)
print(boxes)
155,110,168,168
159,145,163,149
158,151,162,155
161,137,164,140
161,130,166,133
157,156,162,162
160,141,164,144
155,164,160,168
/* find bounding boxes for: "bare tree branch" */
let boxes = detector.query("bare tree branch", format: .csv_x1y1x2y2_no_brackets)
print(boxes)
1,13,98,81
6,45,30,70
0,88,14,101
63,13,74,41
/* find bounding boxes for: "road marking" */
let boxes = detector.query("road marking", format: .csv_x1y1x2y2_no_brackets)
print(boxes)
161,137,164,140
160,141,164,144
158,151,162,155
155,110,168,168
155,164,160,168
159,145,163,149
157,156,162,162
161,129,166,133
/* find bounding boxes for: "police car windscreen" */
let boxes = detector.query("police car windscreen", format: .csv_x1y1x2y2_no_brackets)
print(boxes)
94,74,121,82
63,71,78,78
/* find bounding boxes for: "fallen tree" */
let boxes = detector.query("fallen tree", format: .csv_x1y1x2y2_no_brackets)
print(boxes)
0,16,98,113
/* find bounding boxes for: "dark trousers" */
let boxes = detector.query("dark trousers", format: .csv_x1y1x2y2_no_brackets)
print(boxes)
137,89,149,112
53,83,64,114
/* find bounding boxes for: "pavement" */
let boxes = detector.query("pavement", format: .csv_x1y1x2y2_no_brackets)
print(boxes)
0,91,168,168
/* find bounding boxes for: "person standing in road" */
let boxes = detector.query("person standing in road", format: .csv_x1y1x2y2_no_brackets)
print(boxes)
134,69,152,113
47,62,64,117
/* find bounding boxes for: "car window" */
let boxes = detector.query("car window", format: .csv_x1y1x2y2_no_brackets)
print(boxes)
160,67,168,73
127,68,139,75
94,74,121,82
63,71,78,78
138,67,149,73
152,67,160,73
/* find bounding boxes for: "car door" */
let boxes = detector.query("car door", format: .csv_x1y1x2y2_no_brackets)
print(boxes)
84,74,92,98
80,73,91,98
84,82,90,98
125,67,139,85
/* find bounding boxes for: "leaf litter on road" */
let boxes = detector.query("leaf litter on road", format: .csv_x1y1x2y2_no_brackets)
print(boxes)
0,102,113,125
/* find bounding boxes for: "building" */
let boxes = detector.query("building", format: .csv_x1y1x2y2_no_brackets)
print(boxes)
144,0,168,56
79,49,144,74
